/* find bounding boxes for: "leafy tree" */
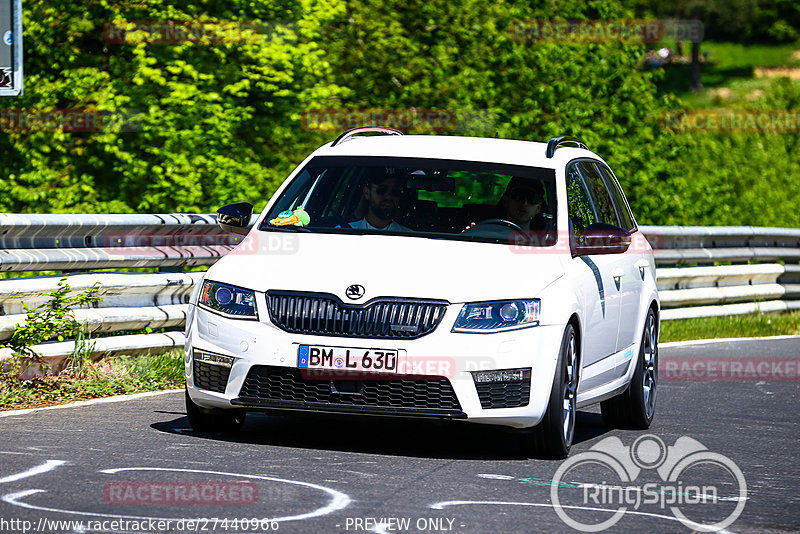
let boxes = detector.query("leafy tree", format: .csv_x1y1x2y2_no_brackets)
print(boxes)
628,0,800,43
321,0,683,223
0,0,346,213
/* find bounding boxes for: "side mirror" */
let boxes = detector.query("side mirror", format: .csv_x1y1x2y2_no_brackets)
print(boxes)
217,202,253,235
571,224,631,256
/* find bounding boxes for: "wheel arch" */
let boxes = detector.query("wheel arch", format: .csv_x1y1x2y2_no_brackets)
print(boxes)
568,312,583,378
648,299,660,334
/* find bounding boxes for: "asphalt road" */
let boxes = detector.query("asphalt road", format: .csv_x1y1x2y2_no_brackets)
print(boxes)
0,337,797,534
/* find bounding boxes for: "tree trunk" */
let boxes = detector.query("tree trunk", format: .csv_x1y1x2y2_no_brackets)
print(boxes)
690,41,702,92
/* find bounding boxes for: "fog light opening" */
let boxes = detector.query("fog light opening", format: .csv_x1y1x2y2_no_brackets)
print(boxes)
472,368,531,383
193,349,234,368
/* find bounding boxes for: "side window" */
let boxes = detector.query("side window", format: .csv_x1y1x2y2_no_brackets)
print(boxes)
597,164,636,231
566,164,597,233
578,162,620,227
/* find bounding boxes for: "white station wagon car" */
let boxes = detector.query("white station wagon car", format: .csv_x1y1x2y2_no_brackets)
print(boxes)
185,128,659,458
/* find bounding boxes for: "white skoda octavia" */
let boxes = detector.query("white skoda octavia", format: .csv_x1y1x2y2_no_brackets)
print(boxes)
185,128,659,458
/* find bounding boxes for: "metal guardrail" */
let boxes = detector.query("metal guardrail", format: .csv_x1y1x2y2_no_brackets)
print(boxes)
0,215,798,364
0,213,243,271
639,225,800,265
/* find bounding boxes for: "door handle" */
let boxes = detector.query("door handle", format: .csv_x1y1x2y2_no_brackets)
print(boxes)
610,267,624,279
634,259,649,280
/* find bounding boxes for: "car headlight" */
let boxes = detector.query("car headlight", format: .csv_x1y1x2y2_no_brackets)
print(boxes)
452,299,540,333
199,281,258,320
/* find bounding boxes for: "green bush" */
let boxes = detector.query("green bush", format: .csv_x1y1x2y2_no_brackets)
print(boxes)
0,0,797,228
3,278,101,359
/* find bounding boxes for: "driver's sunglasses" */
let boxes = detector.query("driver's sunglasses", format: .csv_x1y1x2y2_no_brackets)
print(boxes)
509,189,541,204
374,185,405,197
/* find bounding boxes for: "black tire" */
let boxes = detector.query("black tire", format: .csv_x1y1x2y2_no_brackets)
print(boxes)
525,323,578,459
185,389,246,433
601,309,658,429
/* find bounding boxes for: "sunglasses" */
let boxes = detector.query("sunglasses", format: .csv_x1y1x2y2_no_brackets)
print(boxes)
509,188,542,204
374,185,405,196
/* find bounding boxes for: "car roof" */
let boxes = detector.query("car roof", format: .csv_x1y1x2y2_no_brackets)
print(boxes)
312,134,604,169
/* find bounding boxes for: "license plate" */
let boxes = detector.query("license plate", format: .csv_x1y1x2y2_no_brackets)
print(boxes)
298,345,401,373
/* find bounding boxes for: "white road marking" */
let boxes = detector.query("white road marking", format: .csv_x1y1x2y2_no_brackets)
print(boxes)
0,389,183,418
0,460,67,484
430,500,736,533
2,466,351,524
371,522,393,534
661,334,800,349
755,381,774,395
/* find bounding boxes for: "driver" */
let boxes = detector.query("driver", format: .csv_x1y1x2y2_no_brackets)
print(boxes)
349,171,412,232
499,177,546,230
463,178,547,232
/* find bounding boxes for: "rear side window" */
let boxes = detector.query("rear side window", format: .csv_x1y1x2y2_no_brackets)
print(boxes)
577,162,620,227
597,163,636,231
566,164,597,233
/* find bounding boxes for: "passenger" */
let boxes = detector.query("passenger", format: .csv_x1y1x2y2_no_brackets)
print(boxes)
349,172,412,232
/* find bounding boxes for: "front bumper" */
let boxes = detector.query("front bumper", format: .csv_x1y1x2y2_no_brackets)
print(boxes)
185,299,564,429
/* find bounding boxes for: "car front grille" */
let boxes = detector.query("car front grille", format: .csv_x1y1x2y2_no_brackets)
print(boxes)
475,379,531,409
237,365,462,414
266,291,448,339
193,360,231,394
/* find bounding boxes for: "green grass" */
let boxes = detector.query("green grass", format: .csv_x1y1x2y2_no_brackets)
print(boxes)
700,42,800,70
0,350,184,410
0,265,209,279
661,311,800,342
2,311,798,410
653,40,800,106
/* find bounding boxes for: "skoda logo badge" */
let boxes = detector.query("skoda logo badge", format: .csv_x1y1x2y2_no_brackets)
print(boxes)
346,284,365,300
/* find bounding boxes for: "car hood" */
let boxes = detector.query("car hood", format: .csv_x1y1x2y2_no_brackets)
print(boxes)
206,231,567,303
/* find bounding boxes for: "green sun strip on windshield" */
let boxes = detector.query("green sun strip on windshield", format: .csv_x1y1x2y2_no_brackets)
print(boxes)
419,171,511,208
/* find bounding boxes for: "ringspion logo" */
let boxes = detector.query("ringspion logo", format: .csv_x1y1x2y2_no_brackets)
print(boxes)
552,435,746,531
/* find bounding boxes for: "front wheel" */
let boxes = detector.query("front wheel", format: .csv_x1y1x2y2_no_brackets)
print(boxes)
524,323,578,459
185,389,246,433
601,309,658,429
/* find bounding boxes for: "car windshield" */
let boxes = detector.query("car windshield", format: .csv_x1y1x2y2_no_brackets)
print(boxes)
261,156,557,246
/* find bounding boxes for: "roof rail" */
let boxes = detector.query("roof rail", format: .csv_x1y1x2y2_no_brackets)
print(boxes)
330,126,404,147
545,136,588,158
